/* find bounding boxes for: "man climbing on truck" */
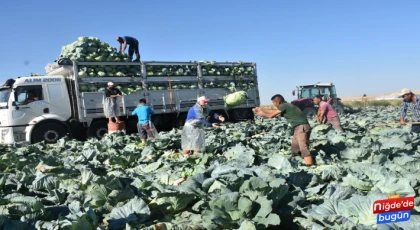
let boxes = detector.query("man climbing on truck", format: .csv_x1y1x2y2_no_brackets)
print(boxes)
104,82,123,124
132,98,155,144
253,94,314,166
116,36,140,62
313,95,344,132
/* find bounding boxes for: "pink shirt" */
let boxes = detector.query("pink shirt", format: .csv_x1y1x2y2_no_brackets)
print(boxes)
319,101,338,120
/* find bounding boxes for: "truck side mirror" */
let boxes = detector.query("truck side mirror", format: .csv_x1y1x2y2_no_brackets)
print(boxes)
292,90,295,96
12,101,19,110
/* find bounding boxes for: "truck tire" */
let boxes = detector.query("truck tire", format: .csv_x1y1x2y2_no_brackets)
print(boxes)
32,123,67,144
88,121,108,139
303,107,317,118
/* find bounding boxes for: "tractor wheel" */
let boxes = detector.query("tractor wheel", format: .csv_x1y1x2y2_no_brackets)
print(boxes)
303,107,317,119
334,104,345,114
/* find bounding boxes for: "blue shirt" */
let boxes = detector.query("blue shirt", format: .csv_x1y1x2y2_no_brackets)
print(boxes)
400,94,420,122
186,104,219,127
132,105,155,124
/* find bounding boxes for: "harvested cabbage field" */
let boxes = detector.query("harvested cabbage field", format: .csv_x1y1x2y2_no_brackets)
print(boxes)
0,106,419,230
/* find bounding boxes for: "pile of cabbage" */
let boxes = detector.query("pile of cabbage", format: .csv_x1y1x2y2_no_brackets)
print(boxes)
146,65,197,76
77,65,141,78
147,83,198,90
79,84,143,94
45,36,141,77
145,61,255,77
204,80,255,91
60,37,131,63
200,61,255,76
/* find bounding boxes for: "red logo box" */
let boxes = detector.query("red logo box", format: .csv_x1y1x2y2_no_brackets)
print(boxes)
373,196,414,214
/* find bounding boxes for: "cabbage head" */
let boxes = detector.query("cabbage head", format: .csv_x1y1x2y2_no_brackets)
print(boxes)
224,91,248,108
77,37,89,42
78,71,87,77
80,85,89,92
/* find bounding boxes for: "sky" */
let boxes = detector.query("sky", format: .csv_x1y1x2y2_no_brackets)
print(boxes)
0,0,419,104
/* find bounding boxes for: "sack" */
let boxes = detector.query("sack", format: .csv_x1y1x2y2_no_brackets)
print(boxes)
186,119,202,127
103,96,123,118
149,120,159,138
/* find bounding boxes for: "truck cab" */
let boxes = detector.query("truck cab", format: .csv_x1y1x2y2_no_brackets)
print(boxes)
0,76,72,144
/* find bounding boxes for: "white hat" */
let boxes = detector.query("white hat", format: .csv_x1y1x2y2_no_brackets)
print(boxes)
197,96,209,103
107,82,114,86
399,88,412,97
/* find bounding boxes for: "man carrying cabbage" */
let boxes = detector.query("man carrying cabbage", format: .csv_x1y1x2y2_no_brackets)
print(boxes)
181,96,225,156
253,94,314,166
313,95,344,132
116,36,140,62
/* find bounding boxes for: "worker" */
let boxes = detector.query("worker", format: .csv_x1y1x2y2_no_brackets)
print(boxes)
132,98,155,144
181,96,225,156
399,88,420,133
362,94,367,106
104,82,123,124
23,91,39,104
253,94,313,166
116,36,140,62
313,95,344,132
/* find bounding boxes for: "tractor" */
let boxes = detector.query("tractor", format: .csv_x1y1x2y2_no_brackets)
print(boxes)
291,82,345,118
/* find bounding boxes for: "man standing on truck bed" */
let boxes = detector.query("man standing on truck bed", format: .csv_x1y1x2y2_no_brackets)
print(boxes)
313,95,344,132
116,36,140,62
399,88,420,133
253,94,314,166
104,82,123,124
132,98,155,144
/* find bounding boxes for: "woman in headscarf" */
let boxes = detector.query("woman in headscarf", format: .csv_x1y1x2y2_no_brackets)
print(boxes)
181,96,225,156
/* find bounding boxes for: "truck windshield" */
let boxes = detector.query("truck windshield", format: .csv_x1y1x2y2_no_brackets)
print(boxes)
0,88,11,109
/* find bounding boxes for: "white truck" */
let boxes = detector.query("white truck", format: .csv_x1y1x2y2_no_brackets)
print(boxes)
0,60,260,144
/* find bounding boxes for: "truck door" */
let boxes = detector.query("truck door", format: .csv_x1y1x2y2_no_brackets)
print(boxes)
45,83,71,120
13,85,48,125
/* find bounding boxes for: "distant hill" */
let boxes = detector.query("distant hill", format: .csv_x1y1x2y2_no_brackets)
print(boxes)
340,90,420,101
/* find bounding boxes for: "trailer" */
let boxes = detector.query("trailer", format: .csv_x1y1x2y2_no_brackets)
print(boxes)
0,60,260,144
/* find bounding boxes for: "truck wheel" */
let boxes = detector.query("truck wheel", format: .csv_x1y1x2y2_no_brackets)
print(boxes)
32,123,67,144
88,121,108,139
303,107,317,118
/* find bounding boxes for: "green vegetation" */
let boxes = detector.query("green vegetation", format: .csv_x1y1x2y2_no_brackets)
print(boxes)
343,99,402,107
0,106,419,229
